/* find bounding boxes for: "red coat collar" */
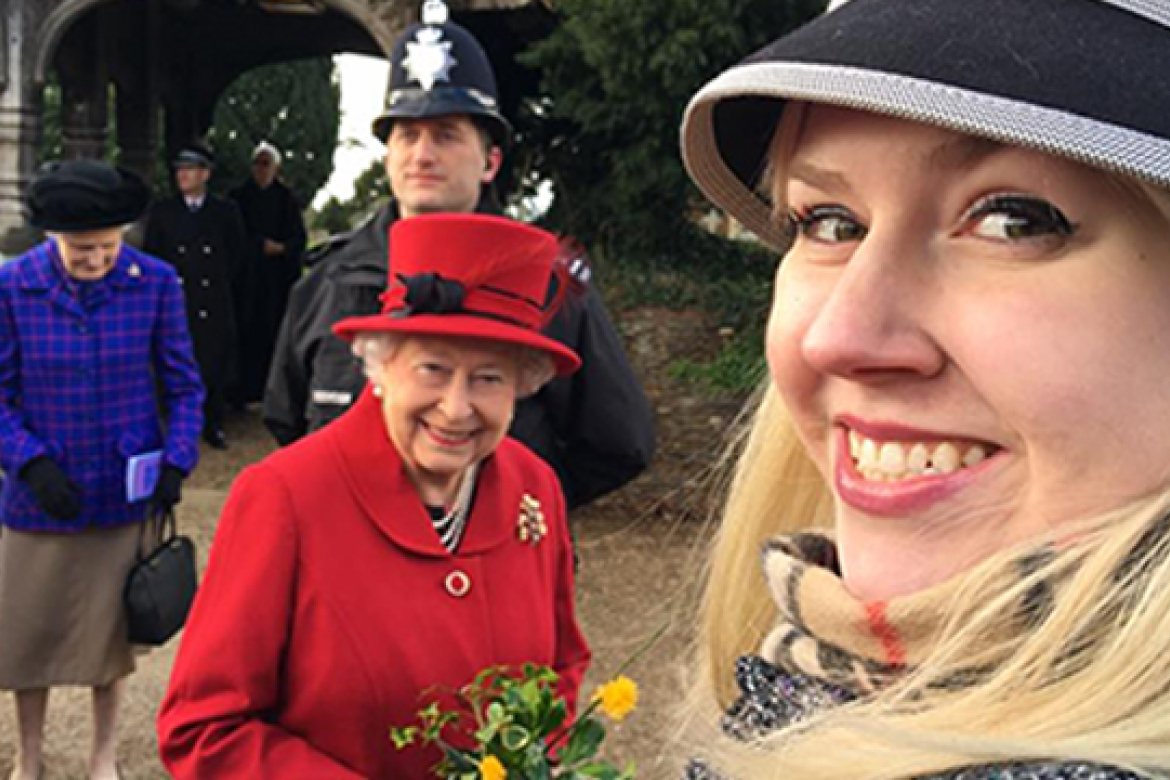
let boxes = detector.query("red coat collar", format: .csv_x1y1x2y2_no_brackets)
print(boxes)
326,387,526,558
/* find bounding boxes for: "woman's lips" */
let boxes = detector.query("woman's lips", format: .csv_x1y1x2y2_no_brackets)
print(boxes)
421,420,476,448
833,424,1001,516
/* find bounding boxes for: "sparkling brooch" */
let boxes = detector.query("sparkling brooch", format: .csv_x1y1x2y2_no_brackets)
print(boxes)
517,493,547,545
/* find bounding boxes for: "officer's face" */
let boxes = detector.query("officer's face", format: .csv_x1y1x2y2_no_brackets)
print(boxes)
175,164,210,197
53,227,124,281
376,334,518,504
385,116,502,218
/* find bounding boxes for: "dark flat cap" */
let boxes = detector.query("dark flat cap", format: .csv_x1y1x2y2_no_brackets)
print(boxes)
27,160,150,232
172,143,215,168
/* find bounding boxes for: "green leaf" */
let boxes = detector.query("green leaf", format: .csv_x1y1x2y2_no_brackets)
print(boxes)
500,724,532,752
559,718,606,767
440,747,479,774
388,726,418,749
574,762,625,779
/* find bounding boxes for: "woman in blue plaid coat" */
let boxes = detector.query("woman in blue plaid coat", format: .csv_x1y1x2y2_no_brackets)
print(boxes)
0,161,204,780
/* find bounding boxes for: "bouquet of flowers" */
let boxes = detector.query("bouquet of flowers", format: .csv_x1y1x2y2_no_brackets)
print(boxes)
391,664,639,779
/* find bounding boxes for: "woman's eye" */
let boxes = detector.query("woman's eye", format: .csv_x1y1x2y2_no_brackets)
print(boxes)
787,205,867,244
964,195,1076,241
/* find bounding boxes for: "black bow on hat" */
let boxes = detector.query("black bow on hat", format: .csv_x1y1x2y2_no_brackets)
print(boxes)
392,272,467,317
27,160,151,232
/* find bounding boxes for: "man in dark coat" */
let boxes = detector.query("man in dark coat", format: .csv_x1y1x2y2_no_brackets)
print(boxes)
264,1,655,510
144,143,247,450
228,141,307,407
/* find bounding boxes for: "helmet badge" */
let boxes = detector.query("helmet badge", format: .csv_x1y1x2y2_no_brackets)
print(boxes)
402,0,457,91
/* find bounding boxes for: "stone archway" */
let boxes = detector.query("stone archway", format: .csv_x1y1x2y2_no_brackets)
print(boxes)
0,0,548,255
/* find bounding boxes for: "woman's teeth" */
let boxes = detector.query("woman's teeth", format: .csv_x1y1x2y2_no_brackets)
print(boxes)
849,431,989,481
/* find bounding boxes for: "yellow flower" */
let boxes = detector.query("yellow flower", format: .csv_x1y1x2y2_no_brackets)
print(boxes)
480,754,507,780
593,675,638,722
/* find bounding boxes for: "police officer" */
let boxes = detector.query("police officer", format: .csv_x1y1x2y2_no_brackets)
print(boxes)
144,143,248,450
264,0,655,509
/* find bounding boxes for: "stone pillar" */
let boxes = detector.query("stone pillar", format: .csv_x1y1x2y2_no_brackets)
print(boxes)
0,1,45,257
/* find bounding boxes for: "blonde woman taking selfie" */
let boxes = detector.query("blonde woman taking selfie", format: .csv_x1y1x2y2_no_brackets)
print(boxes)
679,0,1170,777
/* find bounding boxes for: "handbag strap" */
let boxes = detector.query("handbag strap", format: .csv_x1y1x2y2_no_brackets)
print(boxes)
136,507,178,560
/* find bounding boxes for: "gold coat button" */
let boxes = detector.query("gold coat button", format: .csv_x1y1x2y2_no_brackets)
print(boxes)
444,570,471,598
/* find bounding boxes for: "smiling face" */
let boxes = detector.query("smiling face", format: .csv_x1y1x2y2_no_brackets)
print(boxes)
375,334,519,504
53,227,124,280
768,105,1170,600
385,115,502,218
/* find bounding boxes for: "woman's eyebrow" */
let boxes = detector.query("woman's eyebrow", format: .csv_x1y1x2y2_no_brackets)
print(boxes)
926,135,1005,170
787,161,851,193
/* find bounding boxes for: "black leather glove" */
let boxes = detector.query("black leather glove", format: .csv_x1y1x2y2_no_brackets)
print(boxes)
19,456,82,520
151,464,185,511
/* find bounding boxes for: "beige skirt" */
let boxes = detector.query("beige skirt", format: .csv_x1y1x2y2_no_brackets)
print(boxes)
0,523,141,690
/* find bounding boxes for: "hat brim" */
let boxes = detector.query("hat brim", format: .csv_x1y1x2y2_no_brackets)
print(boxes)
32,206,146,232
28,166,151,232
681,0,1170,249
372,89,512,146
332,313,581,377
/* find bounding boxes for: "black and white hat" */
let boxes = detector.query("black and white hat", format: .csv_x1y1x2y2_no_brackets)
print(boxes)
680,0,1170,248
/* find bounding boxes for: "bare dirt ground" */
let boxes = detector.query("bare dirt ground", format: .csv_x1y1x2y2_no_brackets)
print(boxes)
0,306,744,779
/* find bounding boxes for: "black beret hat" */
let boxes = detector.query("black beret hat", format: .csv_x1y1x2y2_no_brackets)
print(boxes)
27,159,151,232
172,143,215,168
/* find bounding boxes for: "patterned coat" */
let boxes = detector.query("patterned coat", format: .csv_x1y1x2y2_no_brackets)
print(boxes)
0,241,204,531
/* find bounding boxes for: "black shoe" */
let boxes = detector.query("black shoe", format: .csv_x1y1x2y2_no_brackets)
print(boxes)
203,428,228,450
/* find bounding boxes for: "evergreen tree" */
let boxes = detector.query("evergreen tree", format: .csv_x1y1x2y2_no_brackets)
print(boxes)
208,57,341,206
519,0,825,272
307,157,388,236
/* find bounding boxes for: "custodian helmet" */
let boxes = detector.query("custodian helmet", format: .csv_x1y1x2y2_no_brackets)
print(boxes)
371,0,511,147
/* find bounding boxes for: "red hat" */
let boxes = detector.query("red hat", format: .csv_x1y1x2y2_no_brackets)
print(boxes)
333,213,581,376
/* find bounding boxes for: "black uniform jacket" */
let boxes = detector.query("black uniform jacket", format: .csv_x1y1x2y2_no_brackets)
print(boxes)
143,194,247,388
263,202,656,509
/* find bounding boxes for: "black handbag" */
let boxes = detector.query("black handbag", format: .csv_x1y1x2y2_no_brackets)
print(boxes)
123,508,198,645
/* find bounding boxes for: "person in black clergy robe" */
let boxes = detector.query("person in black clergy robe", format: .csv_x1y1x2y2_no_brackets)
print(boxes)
228,141,307,408
143,143,247,450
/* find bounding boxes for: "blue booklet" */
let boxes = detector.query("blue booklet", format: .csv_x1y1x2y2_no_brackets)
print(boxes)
126,450,163,503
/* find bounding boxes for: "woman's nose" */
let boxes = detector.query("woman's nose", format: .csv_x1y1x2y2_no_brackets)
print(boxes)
438,379,473,419
797,238,944,382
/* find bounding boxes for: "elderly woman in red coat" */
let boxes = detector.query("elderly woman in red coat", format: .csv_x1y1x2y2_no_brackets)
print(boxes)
158,213,592,778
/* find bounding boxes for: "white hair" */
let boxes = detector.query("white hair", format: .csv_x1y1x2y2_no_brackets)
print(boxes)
351,332,555,399
252,141,282,166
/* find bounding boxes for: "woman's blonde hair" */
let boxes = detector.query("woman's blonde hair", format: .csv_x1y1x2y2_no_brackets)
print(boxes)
686,104,1170,777
351,331,555,399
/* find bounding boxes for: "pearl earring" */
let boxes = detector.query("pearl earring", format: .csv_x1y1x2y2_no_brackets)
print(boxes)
372,384,384,398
